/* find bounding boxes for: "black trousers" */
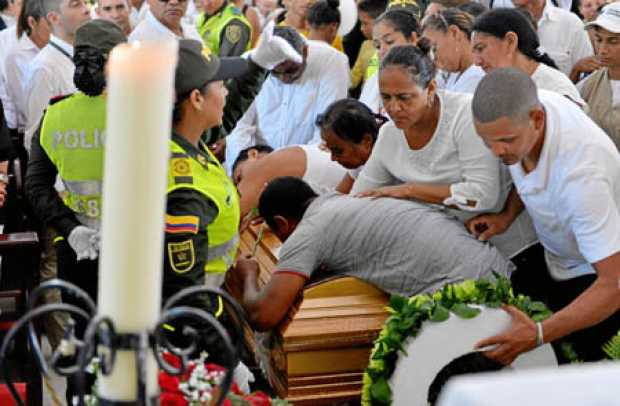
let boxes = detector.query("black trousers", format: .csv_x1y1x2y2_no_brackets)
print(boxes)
509,243,620,362
55,239,98,404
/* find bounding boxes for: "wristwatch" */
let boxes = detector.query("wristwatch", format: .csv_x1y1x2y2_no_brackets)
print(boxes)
0,173,9,184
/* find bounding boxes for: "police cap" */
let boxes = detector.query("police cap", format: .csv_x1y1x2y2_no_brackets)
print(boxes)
175,39,248,97
75,20,127,55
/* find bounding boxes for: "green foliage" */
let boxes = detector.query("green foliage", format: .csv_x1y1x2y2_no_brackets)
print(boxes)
360,276,575,406
603,331,620,360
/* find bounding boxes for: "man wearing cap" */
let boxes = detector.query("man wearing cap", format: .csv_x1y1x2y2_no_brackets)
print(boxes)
24,18,126,402
578,2,620,151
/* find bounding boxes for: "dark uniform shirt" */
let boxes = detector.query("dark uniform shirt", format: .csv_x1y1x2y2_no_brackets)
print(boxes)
205,1,251,58
25,96,81,237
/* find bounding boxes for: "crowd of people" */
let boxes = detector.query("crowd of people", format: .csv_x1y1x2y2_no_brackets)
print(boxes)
0,0,620,399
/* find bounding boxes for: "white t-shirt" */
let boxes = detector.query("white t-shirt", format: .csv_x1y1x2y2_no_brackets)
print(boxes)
443,65,485,94
299,144,347,194
510,91,620,280
531,63,585,105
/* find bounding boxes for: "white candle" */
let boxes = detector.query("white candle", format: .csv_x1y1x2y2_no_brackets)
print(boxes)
97,41,178,401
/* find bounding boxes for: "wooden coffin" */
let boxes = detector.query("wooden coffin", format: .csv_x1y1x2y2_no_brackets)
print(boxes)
228,225,389,405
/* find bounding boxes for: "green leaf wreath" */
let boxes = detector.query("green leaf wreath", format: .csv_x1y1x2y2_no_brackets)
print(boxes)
361,275,577,406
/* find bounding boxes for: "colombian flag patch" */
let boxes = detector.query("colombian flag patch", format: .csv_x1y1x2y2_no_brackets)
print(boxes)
165,214,199,234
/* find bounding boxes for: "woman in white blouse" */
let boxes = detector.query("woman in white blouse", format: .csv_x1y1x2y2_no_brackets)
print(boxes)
351,45,537,260
471,8,584,104
422,8,485,94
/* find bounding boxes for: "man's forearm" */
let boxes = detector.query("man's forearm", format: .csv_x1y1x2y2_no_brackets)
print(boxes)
542,274,620,344
241,271,262,323
501,187,525,221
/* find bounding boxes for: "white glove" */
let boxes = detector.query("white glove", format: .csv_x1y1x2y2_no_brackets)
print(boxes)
249,20,303,70
67,225,99,261
233,361,255,394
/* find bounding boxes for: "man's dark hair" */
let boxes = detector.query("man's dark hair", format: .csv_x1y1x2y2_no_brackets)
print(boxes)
381,45,436,89
258,177,318,231
472,8,558,69
0,0,9,12
358,0,388,19
307,0,341,28
273,26,305,54
231,144,274,175
315,98,386,143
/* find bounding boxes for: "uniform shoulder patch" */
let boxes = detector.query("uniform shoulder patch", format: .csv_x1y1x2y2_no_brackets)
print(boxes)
49,93,74,106
171,157,192,177
165,214,200,234
225,24,243,44
167,239,195,274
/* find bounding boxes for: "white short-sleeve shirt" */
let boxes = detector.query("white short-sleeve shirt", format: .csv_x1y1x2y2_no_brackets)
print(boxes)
509,91,620,280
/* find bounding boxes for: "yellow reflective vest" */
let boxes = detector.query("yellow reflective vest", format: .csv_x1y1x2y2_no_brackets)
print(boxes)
167,140,240,274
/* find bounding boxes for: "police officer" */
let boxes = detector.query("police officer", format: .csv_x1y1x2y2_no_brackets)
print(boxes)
26,19,126,302
196,0,252,57
163,40,250,371
24,19,126,403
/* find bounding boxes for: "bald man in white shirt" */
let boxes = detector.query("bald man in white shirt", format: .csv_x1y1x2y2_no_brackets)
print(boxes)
470,68,620,364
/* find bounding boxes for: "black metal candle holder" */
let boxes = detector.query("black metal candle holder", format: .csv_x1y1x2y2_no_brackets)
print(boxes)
0,279,245,406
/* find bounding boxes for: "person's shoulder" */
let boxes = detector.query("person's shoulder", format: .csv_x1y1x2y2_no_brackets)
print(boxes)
548,5,584,26
48,93,75,106
577,68,605,95
441,90,474,122
128,20,149,41
541,91,618,163
182,21,203,41
534,65,583,101
308,40,347,64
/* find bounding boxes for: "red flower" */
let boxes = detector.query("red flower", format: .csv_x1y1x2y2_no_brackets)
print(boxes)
243,391,272,406
159,371,181,394
206,363,226,373
162,352,182,369
160,391,187,406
